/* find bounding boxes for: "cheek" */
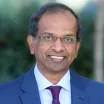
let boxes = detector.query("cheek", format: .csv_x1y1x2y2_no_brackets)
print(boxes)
67,47,77,57
35,42,50,57
67,46,75,53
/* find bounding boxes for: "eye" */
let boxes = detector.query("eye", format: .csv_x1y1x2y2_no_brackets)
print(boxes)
42,35,53,40
64,36,73,42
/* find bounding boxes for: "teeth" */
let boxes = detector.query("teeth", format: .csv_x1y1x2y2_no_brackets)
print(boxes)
50,56,64,59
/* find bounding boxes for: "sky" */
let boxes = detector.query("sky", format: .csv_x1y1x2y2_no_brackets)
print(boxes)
57,0,90,11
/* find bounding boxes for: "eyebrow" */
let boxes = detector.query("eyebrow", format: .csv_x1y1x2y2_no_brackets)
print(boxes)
43,32,53,35
43,32,75,36
65,34,76,37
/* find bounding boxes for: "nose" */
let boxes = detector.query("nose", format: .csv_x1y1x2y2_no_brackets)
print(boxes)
51,38,65,52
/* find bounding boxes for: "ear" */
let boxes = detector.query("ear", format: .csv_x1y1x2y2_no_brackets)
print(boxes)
27,35,35,55
75,41,81,58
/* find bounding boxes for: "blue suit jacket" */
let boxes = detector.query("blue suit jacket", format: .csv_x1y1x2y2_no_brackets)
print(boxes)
0,67,104,104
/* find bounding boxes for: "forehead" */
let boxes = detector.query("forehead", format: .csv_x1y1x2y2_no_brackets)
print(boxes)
38,11,77,35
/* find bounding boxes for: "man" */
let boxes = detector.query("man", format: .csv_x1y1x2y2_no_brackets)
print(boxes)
0,2,104,104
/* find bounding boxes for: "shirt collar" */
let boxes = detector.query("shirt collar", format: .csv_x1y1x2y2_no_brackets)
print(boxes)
34,64,71,92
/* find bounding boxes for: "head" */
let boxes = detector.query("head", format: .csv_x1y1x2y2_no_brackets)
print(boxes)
29,3,81,40
27,3,81,78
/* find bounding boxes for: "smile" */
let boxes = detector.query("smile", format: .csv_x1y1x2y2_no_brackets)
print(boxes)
49,55,65,62
50,56,64,59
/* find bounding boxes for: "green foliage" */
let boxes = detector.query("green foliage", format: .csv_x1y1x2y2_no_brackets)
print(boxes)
71,2,97,78
0,2,40,83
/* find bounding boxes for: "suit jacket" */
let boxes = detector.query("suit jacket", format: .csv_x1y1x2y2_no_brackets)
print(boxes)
0,66,104,104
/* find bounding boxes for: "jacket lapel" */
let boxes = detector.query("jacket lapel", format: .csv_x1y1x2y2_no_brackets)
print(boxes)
20,67,41,104
70,71,89,104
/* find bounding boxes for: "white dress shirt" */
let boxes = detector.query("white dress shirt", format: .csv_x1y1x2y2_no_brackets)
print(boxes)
34,64,71,104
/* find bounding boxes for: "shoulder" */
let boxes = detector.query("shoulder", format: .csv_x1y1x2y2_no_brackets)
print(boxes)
71,71,104,97
71,71,104,102
0,75,24,94
0,66,34,93
0,75,25,104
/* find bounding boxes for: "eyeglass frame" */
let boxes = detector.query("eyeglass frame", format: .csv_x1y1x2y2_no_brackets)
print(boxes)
34,33,77,46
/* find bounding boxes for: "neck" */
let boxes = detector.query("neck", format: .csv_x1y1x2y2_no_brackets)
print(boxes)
36,63,69,84
40,70,68,84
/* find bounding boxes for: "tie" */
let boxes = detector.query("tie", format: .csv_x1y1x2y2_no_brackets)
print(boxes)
47,86,62,104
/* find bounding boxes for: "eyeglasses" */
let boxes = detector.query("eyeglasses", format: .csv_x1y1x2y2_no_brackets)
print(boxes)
35,34,77,46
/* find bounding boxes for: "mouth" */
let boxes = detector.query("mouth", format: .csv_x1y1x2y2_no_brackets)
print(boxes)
49,55,65,62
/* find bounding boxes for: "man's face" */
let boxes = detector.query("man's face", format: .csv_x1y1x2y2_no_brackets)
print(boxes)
28,11,80,75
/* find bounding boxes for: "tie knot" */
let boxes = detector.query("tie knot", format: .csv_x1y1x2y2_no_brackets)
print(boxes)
47,86,62,99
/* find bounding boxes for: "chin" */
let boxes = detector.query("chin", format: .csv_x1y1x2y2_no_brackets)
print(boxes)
48,66,68,73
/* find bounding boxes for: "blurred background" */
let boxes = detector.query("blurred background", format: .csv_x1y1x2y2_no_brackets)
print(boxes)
0,0,104,83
